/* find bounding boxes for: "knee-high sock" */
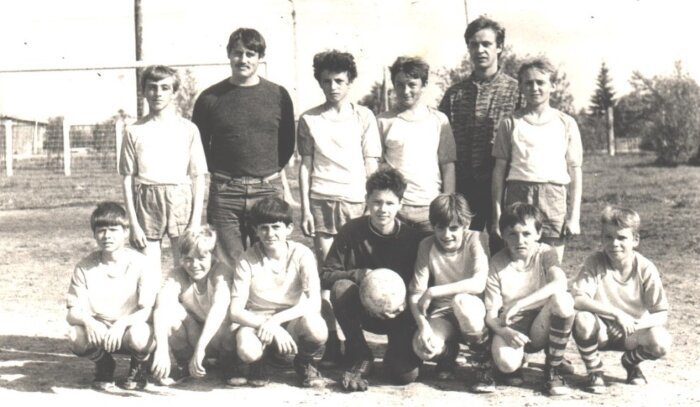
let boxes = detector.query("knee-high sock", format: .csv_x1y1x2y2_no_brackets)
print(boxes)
547,314,574,367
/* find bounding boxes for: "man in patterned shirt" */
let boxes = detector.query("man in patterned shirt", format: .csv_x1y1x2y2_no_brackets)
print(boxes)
439,16,520,253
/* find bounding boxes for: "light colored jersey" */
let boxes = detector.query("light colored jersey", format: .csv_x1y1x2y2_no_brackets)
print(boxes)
119,115,208,185
409,231,488,313
66,249,157,323
297,103,381,203
572,251,669,320
485,243,558,313
378,106,457,206
232,241,319,313
492,109,582,184
162,261,234,322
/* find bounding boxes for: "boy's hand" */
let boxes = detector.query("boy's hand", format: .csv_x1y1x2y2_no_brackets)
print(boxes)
564,219,580,237
501,302,522,326
130,225,148,250
613,311,637,337
189,348,207,378
103,322,127,353
257,320,283,345
84,318,108,347
187,218,201,232
301,211,315,237
353,268,372,283
151,347,171,379
501,326,530,348
417,326,440,358
273,329,298,355
417,289,433,316
490,224,502,240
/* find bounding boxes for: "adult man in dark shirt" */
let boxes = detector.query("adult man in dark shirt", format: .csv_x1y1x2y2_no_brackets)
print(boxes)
193,28,295,267
439,16,520,254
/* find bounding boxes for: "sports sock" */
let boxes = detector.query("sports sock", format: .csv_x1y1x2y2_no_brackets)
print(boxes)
547,314,574,367
575,335,603,373
622,347,657,367
87,348,106,363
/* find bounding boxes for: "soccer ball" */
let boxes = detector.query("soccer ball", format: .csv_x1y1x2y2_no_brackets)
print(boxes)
359,268,406,318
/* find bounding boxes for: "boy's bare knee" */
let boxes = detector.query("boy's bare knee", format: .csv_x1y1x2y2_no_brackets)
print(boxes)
236,328,264,363
647,327,672,358
573,311,598,340
549,291,574,318
125,322,153,353
67,325,91,355
298,314,328,344
492,337,523,373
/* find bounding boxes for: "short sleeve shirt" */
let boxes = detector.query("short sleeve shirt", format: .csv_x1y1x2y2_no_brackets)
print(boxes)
492,109,582,184
66,249,157,323
297,103,382,202
378,106,457,205
232,241,319,313
162,261,234,322
572,251,669,320
119,116,208,185
409,231,488,313
484,243,559,313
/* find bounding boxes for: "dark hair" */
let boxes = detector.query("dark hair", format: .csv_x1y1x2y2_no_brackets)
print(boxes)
227,28,266,57
90,201,128,232
250,197,293,226
517,57,556,83
140,65,180,92
429,193,473,228
389,56,430,85
365,168,407,200
464,15,506,48
313,50,357,82
498,202,543,234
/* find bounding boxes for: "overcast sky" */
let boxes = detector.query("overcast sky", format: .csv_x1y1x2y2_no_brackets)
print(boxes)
0,0,697,122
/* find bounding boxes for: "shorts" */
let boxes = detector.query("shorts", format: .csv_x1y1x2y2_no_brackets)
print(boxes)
397,204,432,235
505,181,567,238
135,183,192,240
309,198,365,235
500,308,541,337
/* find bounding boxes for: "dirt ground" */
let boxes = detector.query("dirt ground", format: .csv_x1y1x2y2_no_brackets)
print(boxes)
2,154,700,405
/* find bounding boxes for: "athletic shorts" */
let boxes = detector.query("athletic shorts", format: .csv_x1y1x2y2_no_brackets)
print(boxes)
310,198,365,235
397,204,432,235
500,308,542,337
135,183,192,240
505,181,567,238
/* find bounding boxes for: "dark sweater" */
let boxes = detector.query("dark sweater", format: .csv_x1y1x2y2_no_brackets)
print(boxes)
192,77,295,178
320,216,422,290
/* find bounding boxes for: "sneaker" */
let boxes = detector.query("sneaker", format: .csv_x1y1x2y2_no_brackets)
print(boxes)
153,363,189,386
294,356,325,388
495,369,524,386
558,357,576,375
341,358,374,392
584,371,607,394
320,335,344,368
122,356,150,390
622,357,647,385
435,341,459,380
247,360,269,387
544,365,572,396
470,363,496,393
92,353,116,391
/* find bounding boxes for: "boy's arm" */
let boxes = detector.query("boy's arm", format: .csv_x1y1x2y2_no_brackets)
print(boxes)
484,271,531,348
574,294,638,337
440,162,456,194
298,155,315,237
320,231,370,289
279,166,299,207
278,87,296,168
151,278,182,379
634,310,668,330
189,174,206,230
122,175,147,249
565,166,582,236
491,159,508,238
437,113,457,194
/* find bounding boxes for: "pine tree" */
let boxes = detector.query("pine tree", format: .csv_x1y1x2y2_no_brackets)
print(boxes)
590,62,616,116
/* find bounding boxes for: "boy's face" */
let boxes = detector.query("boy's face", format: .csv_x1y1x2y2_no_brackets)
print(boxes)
319,70,351,105
228,41,261,81
502,218,542,261
434,221,466,253
93,225,128,254
254,221,293,251
144,77,177,114
366,189,402,231
182,250,213,282
601,224,639,263
393,72,424,109
467,28,502,73
520,68,553,107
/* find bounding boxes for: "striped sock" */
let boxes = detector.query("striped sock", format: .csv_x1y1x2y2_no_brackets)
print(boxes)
547,314,574,367
576,335,603,373
622,347,657,367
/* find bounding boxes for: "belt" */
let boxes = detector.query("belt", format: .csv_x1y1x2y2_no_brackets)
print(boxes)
211,171,279,185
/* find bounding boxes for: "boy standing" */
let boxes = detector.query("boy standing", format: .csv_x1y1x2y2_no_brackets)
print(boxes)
120,65,208,272
298,50,382,365
321,168,423,391
492,58,583,262
572,207,671,393
408,193,490,383
439,16,520,252
229,197,328,388
151,227,237,385
484,203,575,396
378,57,456,234
66,202,157,390
193,28,296,267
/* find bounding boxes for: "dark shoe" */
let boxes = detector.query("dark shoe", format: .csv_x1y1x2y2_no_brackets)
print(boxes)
622,357,647,385
92,353,116,391
495,369,524,386
544,365,572,396
435,341,459,380
320,335,344,368
247,360,269,387
470,362,496,393
294,356,325,388
341,358,374,392
584,371,607,394
558,357,575,375
122,355,150,390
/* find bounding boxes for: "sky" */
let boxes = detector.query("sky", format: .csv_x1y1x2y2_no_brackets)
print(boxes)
0,0,698,122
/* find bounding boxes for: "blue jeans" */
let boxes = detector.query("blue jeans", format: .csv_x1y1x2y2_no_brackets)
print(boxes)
207,175,282,265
